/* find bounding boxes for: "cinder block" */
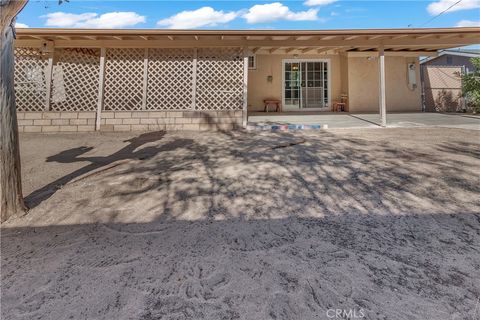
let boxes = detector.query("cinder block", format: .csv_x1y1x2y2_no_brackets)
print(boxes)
101,112,115,119
156,118,175,124
52,119,70,125
113,124,131,131
174,118,192,124
122,118,140,125
16,112,25,120
106,118,123,125
190,117,210,124
234,110,244,117
60,125,78,132
24,113,42,120
131,124,149,131
33,119,51,126
77,125,95,132
18,119,33,126
78,112,96,119
24,126,41,133
18,126,24,133
148,124,166,131
140,118,157,125
167,111,183,118
87,118,96,125
114,112,132,119
70,119,88,125
182,124,200,131
60,112,78,119
42,126,60,132
165,124,184,131
100,124,114,132
199,124,216,131
43,112,60,119
148,111,166,118
132,111,148,118
183,111,208,118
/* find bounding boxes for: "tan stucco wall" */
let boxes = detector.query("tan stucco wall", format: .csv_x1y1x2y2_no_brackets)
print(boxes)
247,54,341,112
346,56,422,112
248,54,422,113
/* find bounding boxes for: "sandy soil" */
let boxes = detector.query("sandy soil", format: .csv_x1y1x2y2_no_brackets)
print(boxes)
2,128,480,320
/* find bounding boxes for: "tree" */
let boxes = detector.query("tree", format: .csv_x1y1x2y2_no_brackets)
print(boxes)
461,57,480,113
1,0,28,222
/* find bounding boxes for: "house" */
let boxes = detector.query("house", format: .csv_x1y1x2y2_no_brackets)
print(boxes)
420,49,479,73
13,27,480,132
420,49,479,112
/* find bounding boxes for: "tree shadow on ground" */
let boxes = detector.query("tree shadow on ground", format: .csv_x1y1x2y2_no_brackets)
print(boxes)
3,129,480,320
24,131,193,209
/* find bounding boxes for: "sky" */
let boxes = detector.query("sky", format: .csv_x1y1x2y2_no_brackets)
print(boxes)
14,0,480,30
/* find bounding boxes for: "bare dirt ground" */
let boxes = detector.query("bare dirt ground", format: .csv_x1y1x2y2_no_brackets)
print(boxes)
2,128,480,320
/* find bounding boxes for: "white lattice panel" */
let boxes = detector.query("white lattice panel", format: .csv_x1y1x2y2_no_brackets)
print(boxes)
147,49,194,110
104,48,144,110
14,47,48,111
50,48,100,111
196,48,244,110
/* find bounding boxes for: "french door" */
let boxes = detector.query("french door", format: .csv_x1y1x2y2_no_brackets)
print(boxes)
283,59,330,111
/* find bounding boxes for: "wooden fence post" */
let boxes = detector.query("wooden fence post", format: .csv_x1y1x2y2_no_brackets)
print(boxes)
142,48,148,110
192,48,197,110
44,50,54,111
95,48,106,131
242,48,249,128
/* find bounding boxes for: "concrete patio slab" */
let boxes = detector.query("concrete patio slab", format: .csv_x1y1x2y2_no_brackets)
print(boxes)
248,112,480,130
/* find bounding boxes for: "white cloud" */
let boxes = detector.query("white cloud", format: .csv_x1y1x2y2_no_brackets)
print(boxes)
304,0,338,7
455,19,480,27
15,22,29,28
427,0,480,15
157,7,238,29
42,12,145,28
243,3,318,24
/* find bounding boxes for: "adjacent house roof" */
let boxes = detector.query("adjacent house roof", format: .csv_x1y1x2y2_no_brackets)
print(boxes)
420,48,480,64
15,27,480,55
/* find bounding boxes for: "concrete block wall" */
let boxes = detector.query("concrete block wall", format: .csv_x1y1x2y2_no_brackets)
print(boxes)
17,110,244,133
17,112,96,133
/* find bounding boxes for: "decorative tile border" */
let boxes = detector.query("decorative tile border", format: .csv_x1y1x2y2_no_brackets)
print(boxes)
246,123,327,131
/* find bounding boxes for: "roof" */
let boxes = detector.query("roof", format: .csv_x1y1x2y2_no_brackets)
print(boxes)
420,48,480,64
15,27,480,55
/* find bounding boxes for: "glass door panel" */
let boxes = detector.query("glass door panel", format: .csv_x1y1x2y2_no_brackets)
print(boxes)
284,60,329,110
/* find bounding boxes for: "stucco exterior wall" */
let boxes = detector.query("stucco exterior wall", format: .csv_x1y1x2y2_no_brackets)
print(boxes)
247,54,421,113
247,54,342,112
347,56,422,112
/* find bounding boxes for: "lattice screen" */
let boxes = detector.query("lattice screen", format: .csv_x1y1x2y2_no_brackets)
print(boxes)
104,48,144,111
50,48,100,111
14,47,49,111
196,48,244,110
147,49,194,110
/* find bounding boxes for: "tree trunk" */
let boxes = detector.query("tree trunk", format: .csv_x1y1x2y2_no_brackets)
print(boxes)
1,0,28,222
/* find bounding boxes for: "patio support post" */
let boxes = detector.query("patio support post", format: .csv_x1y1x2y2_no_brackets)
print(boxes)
95,48,106,131
192,48,197,110
378,45,387,127
242,47,248,128
142,48,149,110
44,50,54,111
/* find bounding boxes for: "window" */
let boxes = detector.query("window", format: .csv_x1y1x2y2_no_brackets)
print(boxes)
248,55,256,70
446,56,453,65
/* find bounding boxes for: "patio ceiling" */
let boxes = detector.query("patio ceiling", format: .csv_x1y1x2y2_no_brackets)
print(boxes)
15,27,480,55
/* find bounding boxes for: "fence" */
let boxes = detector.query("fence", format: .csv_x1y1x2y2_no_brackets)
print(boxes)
14,47,246,132
422,65,464,112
